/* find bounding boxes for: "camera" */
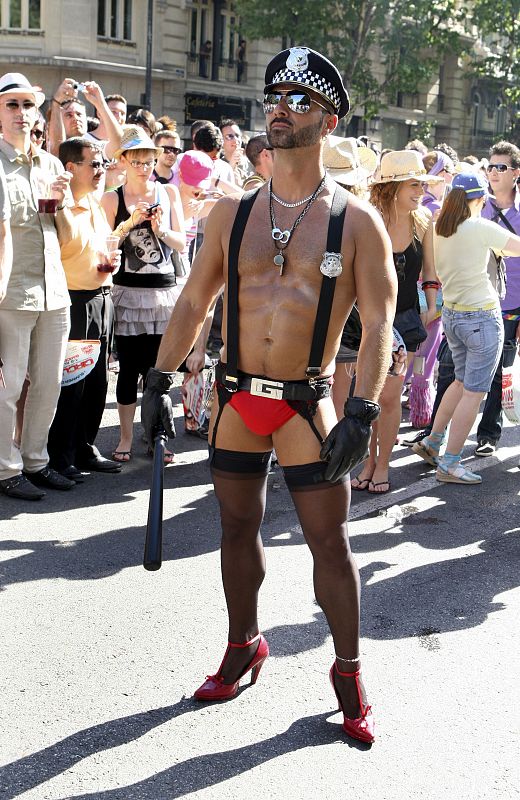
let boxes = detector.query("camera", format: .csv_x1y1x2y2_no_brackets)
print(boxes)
73,82,87,94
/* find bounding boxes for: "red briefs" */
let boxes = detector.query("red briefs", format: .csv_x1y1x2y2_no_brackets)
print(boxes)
228,390,298,436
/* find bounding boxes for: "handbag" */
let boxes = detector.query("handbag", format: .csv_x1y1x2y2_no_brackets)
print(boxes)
393,307,427,349
487,250,507,300
501,353,520,423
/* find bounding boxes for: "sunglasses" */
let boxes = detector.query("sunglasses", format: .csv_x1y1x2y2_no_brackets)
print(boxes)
224,132,241,141
31,129,45,139
2,100,36,111
75,160,106,170
263,90,330,115
486,163,514,173
162,146,182,155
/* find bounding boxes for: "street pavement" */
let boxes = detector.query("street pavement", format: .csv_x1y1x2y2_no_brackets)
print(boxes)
1,379,519,800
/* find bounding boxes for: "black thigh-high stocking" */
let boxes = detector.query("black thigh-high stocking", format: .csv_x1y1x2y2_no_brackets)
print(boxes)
288,478,368,718
209,453,270,683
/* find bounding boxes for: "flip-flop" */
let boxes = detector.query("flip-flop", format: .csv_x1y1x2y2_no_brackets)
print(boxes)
351,477,371,491
147,447,174,465
368,480,391,494
112,450,132,463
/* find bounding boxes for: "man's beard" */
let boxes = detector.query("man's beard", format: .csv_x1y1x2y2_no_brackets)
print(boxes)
267,117,324,150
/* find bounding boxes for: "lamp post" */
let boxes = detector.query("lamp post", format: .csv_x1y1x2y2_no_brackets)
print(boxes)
144,0,154,110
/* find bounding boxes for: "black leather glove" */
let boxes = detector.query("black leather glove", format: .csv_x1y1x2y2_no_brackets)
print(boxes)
141,368,176,444
320,397,380,483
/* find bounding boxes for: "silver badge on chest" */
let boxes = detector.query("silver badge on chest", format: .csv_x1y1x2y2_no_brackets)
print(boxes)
320,252,343,278
286,47,310,72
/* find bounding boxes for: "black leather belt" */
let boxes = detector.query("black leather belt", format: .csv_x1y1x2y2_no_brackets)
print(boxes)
215,362,332,401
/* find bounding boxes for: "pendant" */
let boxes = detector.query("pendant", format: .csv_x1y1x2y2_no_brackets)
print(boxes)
274,252,285,274
272,227,290,245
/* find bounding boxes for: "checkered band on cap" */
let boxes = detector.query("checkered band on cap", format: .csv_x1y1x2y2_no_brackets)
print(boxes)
270,67,341,111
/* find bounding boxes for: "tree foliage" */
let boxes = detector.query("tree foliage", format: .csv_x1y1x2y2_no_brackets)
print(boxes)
469,0,520,135
234,0,466,121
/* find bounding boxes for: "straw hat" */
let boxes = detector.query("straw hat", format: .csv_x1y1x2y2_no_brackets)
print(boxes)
113,125,163,160
373,149,443,184
0,72,45,108
323,135,377,186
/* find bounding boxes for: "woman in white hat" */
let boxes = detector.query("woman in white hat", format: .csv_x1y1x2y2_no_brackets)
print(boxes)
351,150,440,493
102,126,185,463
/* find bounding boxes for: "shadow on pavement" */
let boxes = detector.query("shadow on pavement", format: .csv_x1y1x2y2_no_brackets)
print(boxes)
0,708,360,800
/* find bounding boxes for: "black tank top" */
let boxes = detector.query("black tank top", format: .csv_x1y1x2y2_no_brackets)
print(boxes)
112,185,177,289
394,235,422,313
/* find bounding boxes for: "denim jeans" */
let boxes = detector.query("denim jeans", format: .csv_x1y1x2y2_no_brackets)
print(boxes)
477,307,520,443
442,306,503,393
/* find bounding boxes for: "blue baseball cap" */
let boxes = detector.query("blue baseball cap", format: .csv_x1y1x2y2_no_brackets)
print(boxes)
451,171,488,198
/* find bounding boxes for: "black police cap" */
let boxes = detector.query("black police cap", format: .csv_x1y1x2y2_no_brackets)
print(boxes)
264,47,350,119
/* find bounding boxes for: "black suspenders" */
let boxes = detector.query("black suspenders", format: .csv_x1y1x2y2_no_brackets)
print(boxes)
224,183,349,390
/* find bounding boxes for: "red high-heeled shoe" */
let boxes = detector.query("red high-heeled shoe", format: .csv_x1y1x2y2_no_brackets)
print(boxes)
194,633,269,701
329,662,375,743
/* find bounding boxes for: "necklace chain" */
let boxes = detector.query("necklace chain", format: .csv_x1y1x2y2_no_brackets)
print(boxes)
269,176,327,274
270,180,319,208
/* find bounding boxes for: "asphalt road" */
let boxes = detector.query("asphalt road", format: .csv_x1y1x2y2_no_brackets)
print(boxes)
1,380,519,800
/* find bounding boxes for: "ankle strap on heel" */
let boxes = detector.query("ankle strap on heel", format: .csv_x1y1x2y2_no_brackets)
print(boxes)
228,633,261,649
334,661,361,679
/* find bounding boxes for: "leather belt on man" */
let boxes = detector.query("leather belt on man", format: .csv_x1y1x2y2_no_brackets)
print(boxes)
215,362,332,402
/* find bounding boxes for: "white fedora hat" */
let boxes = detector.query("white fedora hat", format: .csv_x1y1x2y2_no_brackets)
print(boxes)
373,149,443,184
323,134,378,186
0,72,45,108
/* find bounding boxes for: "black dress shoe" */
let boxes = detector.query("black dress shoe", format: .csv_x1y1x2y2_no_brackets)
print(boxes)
59,466,86,483
0,474,46,500
24,466,75,490
76,455,122,473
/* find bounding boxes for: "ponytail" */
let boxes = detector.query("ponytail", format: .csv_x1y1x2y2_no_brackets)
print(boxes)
436,188,471,237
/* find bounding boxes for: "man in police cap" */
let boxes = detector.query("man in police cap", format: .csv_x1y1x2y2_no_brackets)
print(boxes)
142,47,396,743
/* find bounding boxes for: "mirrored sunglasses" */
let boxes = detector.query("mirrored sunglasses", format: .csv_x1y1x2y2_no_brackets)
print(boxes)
486,163,513,173
263,90,329,114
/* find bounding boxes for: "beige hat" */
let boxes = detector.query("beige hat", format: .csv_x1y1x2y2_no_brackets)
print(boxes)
113,125,163,161
323,135,378,186
0,72,45,108
373,149,443,184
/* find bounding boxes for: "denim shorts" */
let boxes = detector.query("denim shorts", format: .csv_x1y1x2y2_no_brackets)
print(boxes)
441,307,504,392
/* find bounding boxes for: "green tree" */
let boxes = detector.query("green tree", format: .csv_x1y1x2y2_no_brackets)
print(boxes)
469,0,520,139
235,0,466,122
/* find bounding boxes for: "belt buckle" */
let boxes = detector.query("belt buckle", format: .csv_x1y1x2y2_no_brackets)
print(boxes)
250,377,284,400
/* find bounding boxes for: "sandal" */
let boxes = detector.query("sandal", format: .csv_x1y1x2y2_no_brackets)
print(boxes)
147,447,175,465
368,480,390,494
351,477,371,491
112,450,132,463
436,463,481,484
412,440,439,467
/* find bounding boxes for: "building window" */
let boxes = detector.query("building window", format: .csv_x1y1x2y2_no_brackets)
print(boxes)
1,0,41,28
98,0,133,40
187,0,213,79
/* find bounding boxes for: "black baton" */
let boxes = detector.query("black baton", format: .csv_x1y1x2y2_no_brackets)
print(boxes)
143,429,167,570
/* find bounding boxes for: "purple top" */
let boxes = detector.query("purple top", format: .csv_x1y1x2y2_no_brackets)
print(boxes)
483,190,520,310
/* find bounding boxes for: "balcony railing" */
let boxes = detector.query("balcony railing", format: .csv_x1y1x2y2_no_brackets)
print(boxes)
186,53,247,84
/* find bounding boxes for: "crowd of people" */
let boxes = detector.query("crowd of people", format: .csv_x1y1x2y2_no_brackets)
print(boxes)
1,65,519,497
1,48,520,745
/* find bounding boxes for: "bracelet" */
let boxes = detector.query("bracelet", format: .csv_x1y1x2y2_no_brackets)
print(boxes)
52,98,62,105
56,203,66,211
422,280,440,290
158,229,171,241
